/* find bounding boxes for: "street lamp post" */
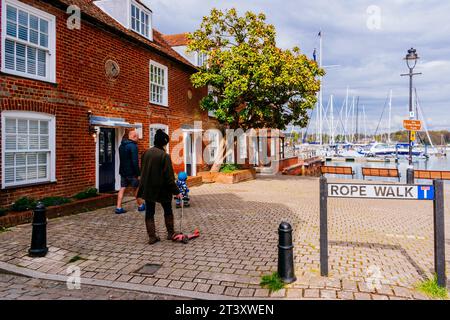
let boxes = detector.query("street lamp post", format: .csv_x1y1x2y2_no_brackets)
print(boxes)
401,48,421,184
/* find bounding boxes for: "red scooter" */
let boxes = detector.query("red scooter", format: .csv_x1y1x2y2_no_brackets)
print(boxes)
172,200,200,244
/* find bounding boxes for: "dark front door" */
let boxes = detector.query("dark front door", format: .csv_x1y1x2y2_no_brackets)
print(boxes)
99,128,116,193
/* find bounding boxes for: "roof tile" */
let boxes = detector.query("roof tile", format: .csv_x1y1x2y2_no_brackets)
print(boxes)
162,33,190,47
54,0,195,69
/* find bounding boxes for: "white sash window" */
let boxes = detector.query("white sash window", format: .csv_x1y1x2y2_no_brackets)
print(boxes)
149,124,169,152
131,1,151,39
1,0,56,82
150,60,168,106
2,111,56,188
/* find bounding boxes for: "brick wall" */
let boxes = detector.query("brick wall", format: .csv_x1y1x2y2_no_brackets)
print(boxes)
0,0,217,206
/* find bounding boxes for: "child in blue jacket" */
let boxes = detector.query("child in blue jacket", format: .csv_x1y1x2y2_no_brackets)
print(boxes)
175,172,190,208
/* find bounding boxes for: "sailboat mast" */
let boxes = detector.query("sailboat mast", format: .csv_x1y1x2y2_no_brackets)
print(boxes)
355,97,360,143
363,105,367,142
319,31,323,145
330,95,334,145
388,89,392,143
345,87,349,143
351,96,355,142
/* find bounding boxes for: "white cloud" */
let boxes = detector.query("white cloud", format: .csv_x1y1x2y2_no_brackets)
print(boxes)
144,0,450,131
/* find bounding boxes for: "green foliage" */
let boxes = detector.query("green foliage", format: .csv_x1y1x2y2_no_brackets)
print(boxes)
0,208,8,217
69,255,87,263
188,8,324,130
40,197,71,208
416,275,449,299
220,164,240,173
387,130,450,145
260,272,285,293
0,226,11,233
11,197,37,212
74,188,98,200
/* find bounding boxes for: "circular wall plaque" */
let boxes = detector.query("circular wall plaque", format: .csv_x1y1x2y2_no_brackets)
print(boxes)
105,59,120,79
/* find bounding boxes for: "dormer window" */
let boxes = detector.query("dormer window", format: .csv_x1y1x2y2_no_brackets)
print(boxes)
131,1,151,39
197,52,208,67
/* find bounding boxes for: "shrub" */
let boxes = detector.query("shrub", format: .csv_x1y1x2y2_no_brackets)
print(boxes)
220,164,240,173
0,226,11,233
416,275,449,299
11,197,37,212
260,272,285,293
0,208,8,217
74,188,99,200
40,197,71,208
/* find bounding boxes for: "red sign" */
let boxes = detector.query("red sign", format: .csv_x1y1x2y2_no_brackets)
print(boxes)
403,120,422,131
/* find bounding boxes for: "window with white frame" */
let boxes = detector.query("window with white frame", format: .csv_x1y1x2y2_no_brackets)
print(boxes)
2,111,56,188
150,61,168,106
131,1,151,40
207,85,216,117
2,0,56,82
197,52,208,67
149,124,169,152
208,131,220,163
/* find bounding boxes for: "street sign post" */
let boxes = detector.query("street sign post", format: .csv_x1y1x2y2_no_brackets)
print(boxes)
319,177,446,287
403,120,422,131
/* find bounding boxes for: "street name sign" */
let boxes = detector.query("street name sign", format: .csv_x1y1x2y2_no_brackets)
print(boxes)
403,120,422,131
319,177,446,287
327,183,434,200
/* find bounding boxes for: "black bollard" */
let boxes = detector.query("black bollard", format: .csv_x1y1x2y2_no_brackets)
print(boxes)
278,222,296,284
28,202,48,257
406,168,415,185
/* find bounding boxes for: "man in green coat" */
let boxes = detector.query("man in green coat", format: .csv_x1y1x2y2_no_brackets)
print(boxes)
138,129,182,244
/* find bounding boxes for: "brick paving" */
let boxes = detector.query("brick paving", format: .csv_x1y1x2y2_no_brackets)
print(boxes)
0,273,185,300
0,176,449,300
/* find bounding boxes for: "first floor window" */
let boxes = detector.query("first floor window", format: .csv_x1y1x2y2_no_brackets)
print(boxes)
150,124,169,152
2,0,56,82
150,61,168,106
2,111,56,188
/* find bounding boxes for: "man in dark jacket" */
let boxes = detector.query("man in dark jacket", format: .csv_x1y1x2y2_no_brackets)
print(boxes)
115,130,145,214
138,129,182,244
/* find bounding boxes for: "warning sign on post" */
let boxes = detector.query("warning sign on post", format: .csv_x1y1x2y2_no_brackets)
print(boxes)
328,183,434,200
403,120,422,131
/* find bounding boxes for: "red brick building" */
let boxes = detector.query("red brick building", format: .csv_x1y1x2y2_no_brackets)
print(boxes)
0,0,218,206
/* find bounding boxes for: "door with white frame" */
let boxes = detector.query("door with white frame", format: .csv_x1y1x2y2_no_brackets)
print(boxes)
184,131,197,177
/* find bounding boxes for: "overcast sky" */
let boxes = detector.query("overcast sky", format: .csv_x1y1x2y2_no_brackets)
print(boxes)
144,0,450,133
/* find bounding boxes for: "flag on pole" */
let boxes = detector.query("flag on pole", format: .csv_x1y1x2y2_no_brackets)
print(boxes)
318,31,322,37
313,49,317,62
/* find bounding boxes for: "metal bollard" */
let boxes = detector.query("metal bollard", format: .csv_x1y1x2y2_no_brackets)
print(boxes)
28,202,48,257
406,168,415,185
278,222,296,284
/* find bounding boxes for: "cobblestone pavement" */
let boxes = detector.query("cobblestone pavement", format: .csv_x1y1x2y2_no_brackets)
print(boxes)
0,272,185,300
0,176,449,300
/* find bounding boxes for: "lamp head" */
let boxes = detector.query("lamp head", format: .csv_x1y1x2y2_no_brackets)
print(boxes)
405,48,419,69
